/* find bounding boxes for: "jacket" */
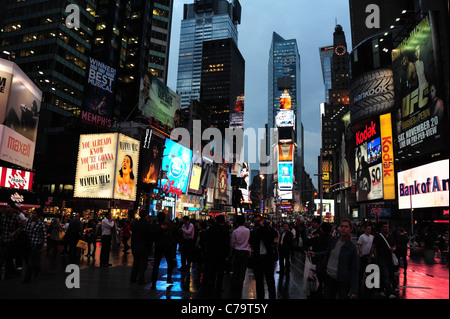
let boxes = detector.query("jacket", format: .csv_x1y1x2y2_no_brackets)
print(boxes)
315,236,359,296
249,224,277,261
278,229,294,253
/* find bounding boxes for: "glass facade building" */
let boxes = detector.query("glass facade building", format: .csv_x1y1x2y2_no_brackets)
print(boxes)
176,0,241,109
319,46,333,103
268,32,303,193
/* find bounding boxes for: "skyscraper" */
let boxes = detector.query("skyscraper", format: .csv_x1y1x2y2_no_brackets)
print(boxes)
267,32,303,205
176,0,241,110
319,45,334,103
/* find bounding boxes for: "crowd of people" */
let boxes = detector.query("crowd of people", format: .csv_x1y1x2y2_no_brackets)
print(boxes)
1,200,448,300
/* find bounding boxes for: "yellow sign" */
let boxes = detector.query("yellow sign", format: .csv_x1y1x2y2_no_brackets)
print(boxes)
380,113,395,200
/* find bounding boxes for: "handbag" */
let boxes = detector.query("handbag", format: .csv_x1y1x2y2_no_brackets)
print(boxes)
76,240,88,250
303,255,319,293
380,234,399,266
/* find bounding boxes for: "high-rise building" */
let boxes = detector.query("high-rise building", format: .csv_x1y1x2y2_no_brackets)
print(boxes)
267,32,303,208
176,0,241,110
201,38,245,134
319,45,334,103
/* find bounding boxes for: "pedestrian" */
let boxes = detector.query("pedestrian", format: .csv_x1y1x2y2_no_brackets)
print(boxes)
306,222,332,299
100,211,115,267
46,218,61,257
85,217,98,259
249,214,277,299
369,222,398,299
0,202,21,280
61,217,70,256
13,208,27,274
395,227,409,276
22,209,46,283
150,212,177,289
278,222,294,276
130,209,152,284
230,214,250,298
66,213,83,264
178,216,195,272
121,219,131,254
308,219,358,299
357,224,374,290
203,215,230,293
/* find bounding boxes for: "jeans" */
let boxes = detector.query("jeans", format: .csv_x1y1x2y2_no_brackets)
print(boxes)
100,235,112,265
324,274,351,299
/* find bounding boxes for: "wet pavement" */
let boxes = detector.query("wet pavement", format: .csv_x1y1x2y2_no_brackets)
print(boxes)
0,241,448,300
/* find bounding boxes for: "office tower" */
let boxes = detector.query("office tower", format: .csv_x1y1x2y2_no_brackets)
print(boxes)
321,25,350,157
268,32,303,203
319,46,334,103
176,0,241,110
91,0,174,121
201,38,245,134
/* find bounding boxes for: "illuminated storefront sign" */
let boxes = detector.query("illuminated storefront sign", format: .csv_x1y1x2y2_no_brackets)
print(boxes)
397,159,449,209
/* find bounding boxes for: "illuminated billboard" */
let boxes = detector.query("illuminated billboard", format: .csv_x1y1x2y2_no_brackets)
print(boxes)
229,95,244,129
397,159,449,209
276,110,295,127
74,133,140,201
160,139,192,195
188,164,202,194
278,162,293,191
138,72,181,130
141,130,164,185
81,58,116,129
0,58,42,170
392,16,448,160
279,144,294,161
280,90,291,110
0,166,34,191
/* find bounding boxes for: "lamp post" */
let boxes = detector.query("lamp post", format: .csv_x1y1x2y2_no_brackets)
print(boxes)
259,174,265,213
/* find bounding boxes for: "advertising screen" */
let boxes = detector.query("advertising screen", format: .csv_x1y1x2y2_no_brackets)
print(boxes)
74,133,140,201
397,159,449,209
229,95,244,129
278,162,293,191
279,144,294,161
141,130,164,185
0,166,34,191
188,165,202,193
392,16,448,160
138,72,181,130
0,59,42,170
276,110,295,128
74,134,119,199
114,134,140,201
354,118,384,201
160,139,192,194
81,58,116,129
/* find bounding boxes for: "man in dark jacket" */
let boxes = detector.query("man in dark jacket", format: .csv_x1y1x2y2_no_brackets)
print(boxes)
308,219,358,299
130,210,152,284
278,222,294,275
203,215,230,293
249,215,277,299
151,212,177,289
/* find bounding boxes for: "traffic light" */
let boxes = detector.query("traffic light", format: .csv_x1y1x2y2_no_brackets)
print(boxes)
314,191,318,198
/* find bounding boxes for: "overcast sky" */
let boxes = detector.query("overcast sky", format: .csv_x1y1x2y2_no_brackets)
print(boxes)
167,0,352,188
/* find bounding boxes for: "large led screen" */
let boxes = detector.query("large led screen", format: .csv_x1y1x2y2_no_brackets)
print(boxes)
397,159,449,209
160,139,192,194
278,162,293,191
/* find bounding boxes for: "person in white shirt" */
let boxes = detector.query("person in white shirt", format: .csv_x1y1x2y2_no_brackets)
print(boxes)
100,211,115,267
357,224,374,289
178,216,194,272
230,215,250,298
